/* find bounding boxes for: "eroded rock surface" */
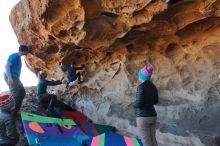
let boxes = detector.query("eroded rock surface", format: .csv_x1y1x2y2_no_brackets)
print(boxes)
10,0,220,145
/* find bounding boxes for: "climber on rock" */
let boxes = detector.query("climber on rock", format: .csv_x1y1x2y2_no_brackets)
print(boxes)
36,70,63,117
60,63,84,88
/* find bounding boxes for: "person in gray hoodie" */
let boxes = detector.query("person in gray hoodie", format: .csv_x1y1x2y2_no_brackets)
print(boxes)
0,95,19,146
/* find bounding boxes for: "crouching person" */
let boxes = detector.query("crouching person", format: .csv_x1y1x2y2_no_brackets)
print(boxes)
0,95,19,146
36,70,63,117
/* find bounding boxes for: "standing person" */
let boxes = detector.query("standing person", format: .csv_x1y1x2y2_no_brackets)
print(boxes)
36,70,62,116
61,63,84,88
4,45,30,116
0,95,19,146
134,66,158,146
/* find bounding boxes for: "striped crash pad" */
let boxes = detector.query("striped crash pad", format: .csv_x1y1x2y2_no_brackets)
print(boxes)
21,112,88,145
40,100,76,118
83,131,143,146
62,111,116,137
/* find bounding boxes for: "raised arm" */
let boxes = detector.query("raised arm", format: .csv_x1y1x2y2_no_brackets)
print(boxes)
46,80,62,86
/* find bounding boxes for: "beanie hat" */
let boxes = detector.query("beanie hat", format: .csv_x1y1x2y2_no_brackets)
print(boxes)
138,66,153,81
19,45,29,52
0,95,14,112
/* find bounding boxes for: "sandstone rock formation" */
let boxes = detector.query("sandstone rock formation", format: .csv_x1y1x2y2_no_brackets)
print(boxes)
10,0,220,145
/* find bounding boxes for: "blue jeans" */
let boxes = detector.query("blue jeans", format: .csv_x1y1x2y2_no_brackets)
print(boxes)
4,77,25,115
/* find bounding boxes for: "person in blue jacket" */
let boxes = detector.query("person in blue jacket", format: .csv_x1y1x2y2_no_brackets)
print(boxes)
4,45,30,116
36,70,63,116
61,63,84,88
134,66,158,146
0,95,19,146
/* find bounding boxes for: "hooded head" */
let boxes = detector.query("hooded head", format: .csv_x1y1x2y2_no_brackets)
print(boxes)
138,66,153,81
0,95,14,112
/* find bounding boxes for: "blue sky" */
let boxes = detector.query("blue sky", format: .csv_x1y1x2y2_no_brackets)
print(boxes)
0,1,38,92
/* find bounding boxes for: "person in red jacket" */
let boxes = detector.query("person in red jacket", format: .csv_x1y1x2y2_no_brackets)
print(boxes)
134,66,158,146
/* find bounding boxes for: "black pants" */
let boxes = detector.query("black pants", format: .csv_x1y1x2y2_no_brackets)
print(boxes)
38,93,57,111
4,77,26,115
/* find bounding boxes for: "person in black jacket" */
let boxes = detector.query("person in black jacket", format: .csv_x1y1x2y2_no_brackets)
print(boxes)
134,66,158,146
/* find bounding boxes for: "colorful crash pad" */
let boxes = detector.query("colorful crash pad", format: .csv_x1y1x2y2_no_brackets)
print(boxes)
22,120,83,137
62,111,116,137
21,112,88,145
63,111,87,124
40,99,75,118
82,120,99,137
94,124,116,134
21,112,75,125
83,131,143,146
82,121,116,137
38,136,81,146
